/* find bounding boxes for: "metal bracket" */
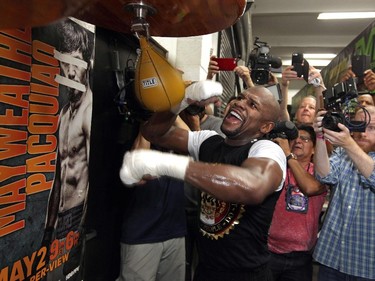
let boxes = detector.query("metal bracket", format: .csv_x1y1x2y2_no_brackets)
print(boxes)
124,2,157,38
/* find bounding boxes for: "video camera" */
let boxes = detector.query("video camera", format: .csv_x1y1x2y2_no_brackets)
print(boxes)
267,121,299,140
248,37,282,85
322,77,368,132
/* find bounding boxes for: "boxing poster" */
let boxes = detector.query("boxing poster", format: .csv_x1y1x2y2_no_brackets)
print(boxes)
319,20,375,90
0,17,95,281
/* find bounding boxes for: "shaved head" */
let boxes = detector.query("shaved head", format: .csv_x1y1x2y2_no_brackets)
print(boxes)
249,86,280,122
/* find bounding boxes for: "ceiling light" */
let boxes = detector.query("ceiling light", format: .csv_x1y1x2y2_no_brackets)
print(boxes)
283,59,332,67
318,12,375,20
304,53,336,59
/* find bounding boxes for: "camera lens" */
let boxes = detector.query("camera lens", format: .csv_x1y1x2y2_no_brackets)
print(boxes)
322,112,343,132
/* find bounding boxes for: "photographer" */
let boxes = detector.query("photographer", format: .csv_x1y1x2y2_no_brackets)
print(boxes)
248,37,282,86
279,64,326,125
206,37,281,89
268,125,327,281
207,55,255,88
312,106,375,281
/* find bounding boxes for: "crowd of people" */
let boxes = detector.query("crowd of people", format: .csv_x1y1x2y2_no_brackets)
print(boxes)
117,51,375,281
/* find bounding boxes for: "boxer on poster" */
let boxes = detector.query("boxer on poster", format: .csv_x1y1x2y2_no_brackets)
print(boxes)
42,18,94,281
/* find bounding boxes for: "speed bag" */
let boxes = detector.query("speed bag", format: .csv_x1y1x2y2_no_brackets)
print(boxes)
135,36,185,112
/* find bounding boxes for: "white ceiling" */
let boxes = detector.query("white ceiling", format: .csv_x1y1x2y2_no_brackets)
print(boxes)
250,0,375,93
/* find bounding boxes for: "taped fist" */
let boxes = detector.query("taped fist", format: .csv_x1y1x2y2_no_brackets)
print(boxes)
171,80,223,114
119,149,191,186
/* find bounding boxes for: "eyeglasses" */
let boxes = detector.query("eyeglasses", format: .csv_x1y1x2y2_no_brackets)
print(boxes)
297,135,311,143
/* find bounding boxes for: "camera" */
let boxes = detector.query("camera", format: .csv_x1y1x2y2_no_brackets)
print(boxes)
267,121,299,140
185,104,205,115
323,77,358,110
322,111,368,132
248,37,282,85
322,77,367,132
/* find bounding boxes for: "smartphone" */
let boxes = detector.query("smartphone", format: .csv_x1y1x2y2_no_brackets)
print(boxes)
302,59,309,83
292,52,303,64
291,52,304,77
213,58,237,71
352,55,370,84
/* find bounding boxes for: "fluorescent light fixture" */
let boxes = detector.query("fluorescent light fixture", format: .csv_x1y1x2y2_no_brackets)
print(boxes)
318,12,375,20
304,53,336,59
283,59,332,67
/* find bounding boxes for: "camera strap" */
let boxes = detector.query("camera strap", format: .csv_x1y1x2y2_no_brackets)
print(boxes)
285,163,310,214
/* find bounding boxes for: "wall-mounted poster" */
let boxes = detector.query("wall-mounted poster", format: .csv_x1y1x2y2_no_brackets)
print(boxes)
292,20,375,109
0,17,95,281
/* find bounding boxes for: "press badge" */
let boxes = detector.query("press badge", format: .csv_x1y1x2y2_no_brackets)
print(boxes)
285,184,308,213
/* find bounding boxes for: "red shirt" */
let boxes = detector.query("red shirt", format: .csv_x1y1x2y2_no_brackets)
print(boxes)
268,162,326,253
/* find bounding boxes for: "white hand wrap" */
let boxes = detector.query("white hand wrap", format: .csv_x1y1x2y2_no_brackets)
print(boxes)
119,149,191,186
171,80,223,114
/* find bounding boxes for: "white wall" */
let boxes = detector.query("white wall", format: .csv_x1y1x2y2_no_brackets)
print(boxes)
154,34,298,105
154,33,218,81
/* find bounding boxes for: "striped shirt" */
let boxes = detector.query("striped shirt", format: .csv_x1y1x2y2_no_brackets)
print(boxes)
313,147,375,279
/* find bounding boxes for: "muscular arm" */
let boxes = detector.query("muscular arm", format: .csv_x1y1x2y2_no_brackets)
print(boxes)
185,157,283,205
141,111,189,154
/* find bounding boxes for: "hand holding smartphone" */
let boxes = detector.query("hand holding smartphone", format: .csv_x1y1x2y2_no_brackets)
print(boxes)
291,52,309,82
212,58,237,71
352,54,371,84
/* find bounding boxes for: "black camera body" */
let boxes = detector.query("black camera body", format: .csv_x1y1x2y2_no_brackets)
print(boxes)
323,77,358,110
321,111,345,132
322,77,367,132
248,37,282,85
322,111,367,132
185,104,205,115
267,121,299,140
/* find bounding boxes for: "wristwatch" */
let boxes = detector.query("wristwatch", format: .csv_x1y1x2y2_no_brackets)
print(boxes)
286,153,297,161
